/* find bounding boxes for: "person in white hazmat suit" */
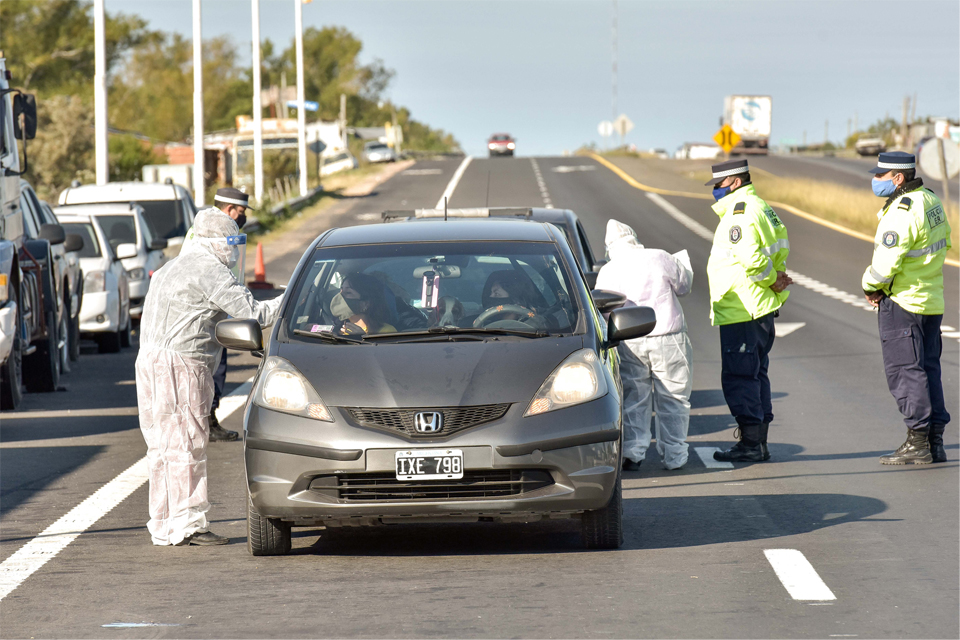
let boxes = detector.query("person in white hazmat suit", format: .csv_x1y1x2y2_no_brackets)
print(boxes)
136,209,283,546
596,219,694,471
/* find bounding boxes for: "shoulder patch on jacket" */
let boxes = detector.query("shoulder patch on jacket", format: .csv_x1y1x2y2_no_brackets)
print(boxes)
881,230,899,248
897,197,912,211
729,225,742,243
733,202,746,214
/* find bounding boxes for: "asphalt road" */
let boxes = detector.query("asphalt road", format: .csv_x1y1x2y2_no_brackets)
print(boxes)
1,156,957,639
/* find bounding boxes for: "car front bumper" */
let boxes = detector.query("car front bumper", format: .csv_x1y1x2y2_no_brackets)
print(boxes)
79,290,119,334
0,302,17,364
244,393,621,525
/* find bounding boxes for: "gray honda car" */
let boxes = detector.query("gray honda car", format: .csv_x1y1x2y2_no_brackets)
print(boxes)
217,219,656,555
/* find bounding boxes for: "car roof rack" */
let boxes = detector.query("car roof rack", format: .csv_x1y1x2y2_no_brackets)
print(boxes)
381,207,534,222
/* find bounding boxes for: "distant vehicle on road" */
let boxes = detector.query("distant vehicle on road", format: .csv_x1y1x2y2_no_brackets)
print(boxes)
320,150,358,177
58,181,198,253
219,219,657,555
488,133,516,157
54,212,134,354
382,207,605,287
362,141,397,164
723,95,772,155
855,136,887,156
56,203,167,319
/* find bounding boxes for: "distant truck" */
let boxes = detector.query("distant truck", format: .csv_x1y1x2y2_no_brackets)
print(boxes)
723,95,772,155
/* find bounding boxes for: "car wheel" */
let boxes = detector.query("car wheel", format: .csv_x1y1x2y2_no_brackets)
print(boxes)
119,313,131,348
247,496,291,556
23,310,60,393
0,285,24,409
580,470,623,550
58,312,70,373
68,312,80,362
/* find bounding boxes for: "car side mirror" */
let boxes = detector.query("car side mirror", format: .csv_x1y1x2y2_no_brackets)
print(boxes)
216,318,263,352
115,242,138,260
38,223,66,245
64,233,84,253
591,289,627,314
149,238,168,251
584,271,599,289
13,93,37,140
606,306,657,345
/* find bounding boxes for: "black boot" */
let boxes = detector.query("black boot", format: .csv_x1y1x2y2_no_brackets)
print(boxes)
929,424,946,463
209,411,239,442
758,422,771,461
880,428,932,465
176,531,230,546
714,424,765,462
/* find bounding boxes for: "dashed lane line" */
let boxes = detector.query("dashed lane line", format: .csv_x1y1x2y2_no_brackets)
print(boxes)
764,549,837,601
435,156,473,210
530,158,554,209
0,377,255,602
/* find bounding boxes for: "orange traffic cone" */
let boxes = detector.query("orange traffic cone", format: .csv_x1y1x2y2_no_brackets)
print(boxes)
247,242,275,290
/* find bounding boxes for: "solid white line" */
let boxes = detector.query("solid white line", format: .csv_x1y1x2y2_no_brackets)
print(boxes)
646,192,714,241
694,446,734,469
0,376,255,602
764,549,837,601
775,322,806,337
435,156,473,210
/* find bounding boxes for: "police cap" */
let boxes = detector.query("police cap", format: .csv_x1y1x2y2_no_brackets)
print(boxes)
214,187,251,209
869,151,916,175
705,159,749,186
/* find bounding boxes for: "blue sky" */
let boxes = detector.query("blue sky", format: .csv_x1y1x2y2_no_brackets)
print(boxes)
111,0,960,156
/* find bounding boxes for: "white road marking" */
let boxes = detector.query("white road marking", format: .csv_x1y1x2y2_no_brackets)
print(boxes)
354,212,382,221
645,192,960,341
0,377,256,602
435,156,473,209
401,168,443,176
764,549,837,601
530,158,554,209
775,322,806,337
694,447,734,469
552,165,596,173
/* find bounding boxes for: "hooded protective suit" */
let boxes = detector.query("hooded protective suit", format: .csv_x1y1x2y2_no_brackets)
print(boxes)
595,219,693,469
135,209,282,545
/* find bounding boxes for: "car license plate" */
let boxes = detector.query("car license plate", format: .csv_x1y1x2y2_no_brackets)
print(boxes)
395,449,463,481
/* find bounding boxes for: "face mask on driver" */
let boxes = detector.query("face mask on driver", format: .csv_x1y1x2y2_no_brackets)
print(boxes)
330,292,366,320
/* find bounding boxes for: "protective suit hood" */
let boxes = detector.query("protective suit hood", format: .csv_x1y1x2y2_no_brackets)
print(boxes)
605,219,643,260
181,208,241,267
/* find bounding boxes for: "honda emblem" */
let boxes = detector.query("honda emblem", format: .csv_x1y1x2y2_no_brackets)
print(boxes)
414,412,443,433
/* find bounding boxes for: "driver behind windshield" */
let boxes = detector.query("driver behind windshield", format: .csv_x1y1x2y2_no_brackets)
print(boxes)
330,272,397,335
482,270,541,316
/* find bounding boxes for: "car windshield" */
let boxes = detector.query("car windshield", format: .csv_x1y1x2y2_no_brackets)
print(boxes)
96,214,139,252
134,199,186,240
366,143,387,150
490,135,511,141
60,222,102,258
287,241,582,341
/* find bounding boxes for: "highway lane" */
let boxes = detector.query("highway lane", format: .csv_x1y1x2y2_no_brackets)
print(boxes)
1,155,957,638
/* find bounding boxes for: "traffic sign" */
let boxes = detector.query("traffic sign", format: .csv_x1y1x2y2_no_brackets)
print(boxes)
919,138,959,180
598,121,614,138
713,124,741,154
613,114,634,137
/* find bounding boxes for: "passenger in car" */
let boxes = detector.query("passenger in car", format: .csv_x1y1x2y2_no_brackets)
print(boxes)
331,272,397,334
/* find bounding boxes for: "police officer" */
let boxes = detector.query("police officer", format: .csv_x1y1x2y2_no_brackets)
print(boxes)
862,151,952,464
706,159,792,462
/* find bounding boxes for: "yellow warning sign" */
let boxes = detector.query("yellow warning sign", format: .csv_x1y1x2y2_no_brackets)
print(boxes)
713,124,741,154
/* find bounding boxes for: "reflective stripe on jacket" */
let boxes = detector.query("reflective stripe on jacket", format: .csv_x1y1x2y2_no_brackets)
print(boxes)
707,184,790,326
862,185,951,315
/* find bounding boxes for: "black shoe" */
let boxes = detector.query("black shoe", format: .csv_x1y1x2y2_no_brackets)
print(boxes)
209,412,239,442
177,531,229,546
929,424,947,463
759,422,771,461
759,442,771,461
622,459,642,472
714,440,765,462
880,428,932,465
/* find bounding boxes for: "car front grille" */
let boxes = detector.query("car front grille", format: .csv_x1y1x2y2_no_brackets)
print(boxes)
343,404,510,437
310,469,554,502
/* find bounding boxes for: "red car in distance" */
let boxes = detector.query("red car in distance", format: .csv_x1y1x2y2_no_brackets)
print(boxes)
488,133,516,157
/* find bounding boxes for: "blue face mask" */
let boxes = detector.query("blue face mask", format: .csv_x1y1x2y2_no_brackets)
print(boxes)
872,177,897,197
713,184,732,201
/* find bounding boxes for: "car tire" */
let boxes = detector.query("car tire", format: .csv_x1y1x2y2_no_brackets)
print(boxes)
58,312,70,372
581,470,623,550
247,496,291,556
119,314,131,348
23,310,60,393
68,312,80,362
0,285,24,410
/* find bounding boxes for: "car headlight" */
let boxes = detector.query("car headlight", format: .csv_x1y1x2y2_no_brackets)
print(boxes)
524,348,608,417
253,356,333,421
507,142,516,149
127,268,146,281
83,271,106,293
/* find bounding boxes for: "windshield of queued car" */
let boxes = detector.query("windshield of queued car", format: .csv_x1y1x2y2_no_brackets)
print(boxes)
490,135,511,142
96,214,140,252
60,222,102,258
133,199,186,240
287,241,582,341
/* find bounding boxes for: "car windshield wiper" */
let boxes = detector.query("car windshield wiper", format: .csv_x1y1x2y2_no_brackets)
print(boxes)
364,327,551,341
293,329,366,344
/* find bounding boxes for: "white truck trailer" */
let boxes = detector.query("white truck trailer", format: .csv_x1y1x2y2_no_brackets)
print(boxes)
723,95,772,155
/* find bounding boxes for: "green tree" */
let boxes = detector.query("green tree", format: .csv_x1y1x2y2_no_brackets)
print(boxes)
109,135,164,182
28,95,95,200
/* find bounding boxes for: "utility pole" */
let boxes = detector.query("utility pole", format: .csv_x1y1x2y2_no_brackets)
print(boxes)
294,0,308,196
340,93,347,150
854,111,858,135
824,119,828,146
846,118,851,143
192,0,204,205
611,0,618,149
900,95,910,150
251,0,264,203
392,109,401,156
93,0,108,185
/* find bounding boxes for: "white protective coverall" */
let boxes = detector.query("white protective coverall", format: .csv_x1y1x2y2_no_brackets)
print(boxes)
596,219,694,469
136,209,282,545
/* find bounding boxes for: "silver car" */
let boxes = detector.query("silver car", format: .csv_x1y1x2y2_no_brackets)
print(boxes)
218,220,656,555
361,141,397,164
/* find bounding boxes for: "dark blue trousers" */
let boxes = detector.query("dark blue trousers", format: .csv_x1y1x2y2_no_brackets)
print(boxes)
878,297,950,430
211,349,228,411
718,312,777,429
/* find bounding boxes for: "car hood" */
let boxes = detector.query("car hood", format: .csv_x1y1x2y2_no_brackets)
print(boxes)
277,335,584,408
78,256,112,274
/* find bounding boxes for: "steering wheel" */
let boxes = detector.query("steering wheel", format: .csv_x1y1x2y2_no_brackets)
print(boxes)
473,304,538,328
